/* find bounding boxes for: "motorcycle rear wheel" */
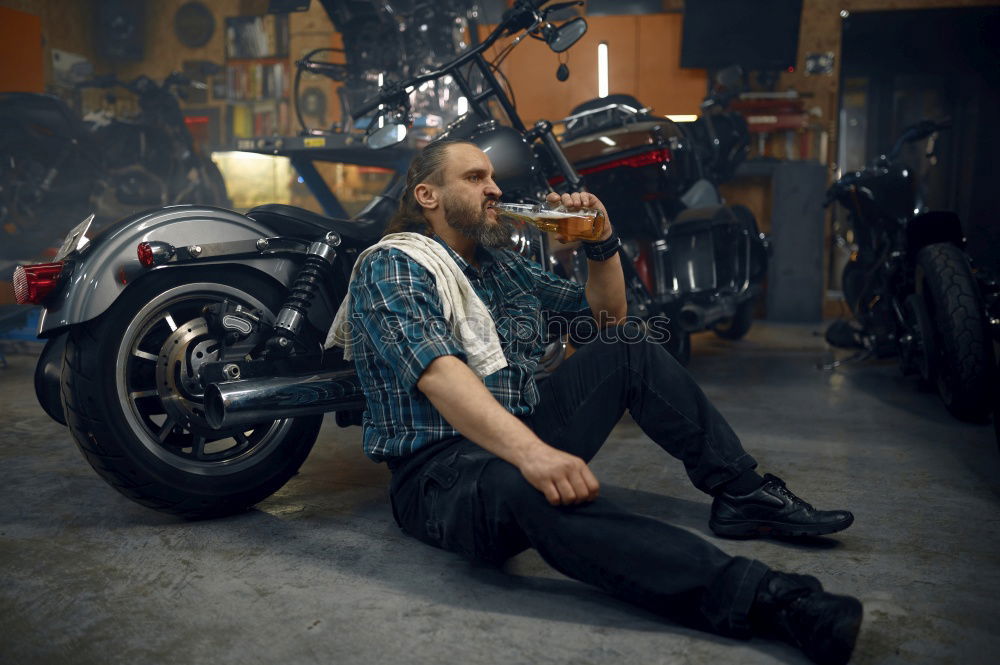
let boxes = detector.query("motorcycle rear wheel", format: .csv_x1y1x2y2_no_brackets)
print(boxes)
916,243,995,422
61,268,323,518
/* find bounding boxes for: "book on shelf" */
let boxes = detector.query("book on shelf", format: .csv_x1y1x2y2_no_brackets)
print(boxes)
223,61,289,101
229,99,292,140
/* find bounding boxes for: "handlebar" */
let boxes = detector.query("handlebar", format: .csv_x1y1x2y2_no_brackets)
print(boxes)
887,118,951,160
350,0,557,120
76,72,197,96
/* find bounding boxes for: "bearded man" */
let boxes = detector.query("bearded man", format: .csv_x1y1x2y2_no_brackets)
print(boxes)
336,140,863,665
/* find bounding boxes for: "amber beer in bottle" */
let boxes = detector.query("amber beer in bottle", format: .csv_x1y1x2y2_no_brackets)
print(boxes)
494,203,606,242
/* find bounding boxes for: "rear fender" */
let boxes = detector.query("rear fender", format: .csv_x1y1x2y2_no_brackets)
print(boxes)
34,331,67,425
38,205,338,337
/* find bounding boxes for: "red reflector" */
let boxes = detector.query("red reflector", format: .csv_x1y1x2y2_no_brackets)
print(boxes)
547,148,673,186
12,262,64,305
578,148,672,176
137,242,155,267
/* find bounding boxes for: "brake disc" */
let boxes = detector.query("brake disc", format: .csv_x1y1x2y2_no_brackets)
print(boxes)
155,316,221,432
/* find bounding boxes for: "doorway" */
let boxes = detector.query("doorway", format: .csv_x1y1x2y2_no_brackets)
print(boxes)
836,6,1000,275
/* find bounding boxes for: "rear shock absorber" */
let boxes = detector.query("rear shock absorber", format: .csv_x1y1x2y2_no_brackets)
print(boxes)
266,231,341,356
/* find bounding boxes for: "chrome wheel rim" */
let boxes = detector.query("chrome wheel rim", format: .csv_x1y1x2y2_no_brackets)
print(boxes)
115,282,293,475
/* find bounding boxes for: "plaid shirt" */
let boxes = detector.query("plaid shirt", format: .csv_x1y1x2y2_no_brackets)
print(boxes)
348,235,588,462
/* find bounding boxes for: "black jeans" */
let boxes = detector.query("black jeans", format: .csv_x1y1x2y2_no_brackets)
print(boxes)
388,336,769,638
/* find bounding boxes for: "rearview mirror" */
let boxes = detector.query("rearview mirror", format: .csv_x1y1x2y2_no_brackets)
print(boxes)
547,17,587,53
367,121,407,150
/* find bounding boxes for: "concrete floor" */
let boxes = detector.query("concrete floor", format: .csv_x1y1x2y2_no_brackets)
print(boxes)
1,323,998,665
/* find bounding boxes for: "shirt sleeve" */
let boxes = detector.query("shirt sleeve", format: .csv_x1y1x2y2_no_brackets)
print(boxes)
518,253,589,317
349,248,467,392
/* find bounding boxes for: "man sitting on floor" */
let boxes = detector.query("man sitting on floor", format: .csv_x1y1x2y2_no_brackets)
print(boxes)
329,140,863,665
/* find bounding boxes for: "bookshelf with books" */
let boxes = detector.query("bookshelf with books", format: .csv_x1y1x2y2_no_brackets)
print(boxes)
222,14,292,143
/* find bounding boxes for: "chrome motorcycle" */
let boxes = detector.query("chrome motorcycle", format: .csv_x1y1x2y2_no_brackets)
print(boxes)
551,77,769,364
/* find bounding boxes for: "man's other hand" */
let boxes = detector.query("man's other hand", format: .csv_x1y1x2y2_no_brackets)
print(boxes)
518,444,600,506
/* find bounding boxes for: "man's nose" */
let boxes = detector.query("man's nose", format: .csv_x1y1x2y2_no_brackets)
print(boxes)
485,179,502,198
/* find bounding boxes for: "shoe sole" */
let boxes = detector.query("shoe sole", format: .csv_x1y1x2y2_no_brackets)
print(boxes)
709,513,855,538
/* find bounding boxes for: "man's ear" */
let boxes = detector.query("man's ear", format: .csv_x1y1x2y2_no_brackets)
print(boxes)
414,183,439,210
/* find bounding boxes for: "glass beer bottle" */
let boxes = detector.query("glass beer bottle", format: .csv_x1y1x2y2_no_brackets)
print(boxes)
494,202,606,242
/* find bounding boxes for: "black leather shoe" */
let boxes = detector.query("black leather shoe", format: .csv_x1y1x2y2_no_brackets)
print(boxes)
752,572,863,665
710,474,854,538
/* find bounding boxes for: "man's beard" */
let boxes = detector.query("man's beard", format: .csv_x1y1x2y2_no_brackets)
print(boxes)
442,192,514,248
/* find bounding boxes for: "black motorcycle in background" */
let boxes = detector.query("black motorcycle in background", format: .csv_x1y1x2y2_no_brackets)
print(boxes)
552,72,768,363
0,73,229,260
825,119,998,422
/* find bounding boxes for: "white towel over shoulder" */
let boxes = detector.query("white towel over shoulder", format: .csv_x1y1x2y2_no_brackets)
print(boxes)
325,232,508,379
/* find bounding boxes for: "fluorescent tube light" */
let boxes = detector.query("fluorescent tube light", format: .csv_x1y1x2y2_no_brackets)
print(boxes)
598,42,608,98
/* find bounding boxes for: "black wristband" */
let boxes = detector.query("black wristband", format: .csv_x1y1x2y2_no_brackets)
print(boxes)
583,231,621,261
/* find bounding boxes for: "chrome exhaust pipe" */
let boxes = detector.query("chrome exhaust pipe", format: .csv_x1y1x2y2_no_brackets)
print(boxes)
204,369,365,430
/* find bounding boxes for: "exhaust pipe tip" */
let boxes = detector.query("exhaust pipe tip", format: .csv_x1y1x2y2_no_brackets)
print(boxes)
679,306,704,332
204,384,226,430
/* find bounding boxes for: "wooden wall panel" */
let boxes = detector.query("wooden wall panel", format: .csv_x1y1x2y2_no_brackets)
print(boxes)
112,0,240,82
494,13,706,125
636,12,706,116
0,5,44,92
493,14,636,125
0,0,99,90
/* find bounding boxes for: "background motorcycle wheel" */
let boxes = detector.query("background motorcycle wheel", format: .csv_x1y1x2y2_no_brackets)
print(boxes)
712,299,755,340
61,267,323,518
191,156,232,208
916,243,995,422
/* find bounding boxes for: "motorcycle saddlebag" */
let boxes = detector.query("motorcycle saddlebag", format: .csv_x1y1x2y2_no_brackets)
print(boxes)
657,206,754,296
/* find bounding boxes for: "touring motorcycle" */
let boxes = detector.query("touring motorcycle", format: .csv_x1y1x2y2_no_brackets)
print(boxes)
15,0,601,518
825,119,998,422
550,76,768,363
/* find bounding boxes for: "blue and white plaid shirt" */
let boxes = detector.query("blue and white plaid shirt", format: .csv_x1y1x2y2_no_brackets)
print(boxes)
348,235,588,462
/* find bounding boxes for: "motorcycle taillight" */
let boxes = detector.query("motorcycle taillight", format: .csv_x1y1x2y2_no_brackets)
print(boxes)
12,262,64,305
137,242,155,267
136,241,176,267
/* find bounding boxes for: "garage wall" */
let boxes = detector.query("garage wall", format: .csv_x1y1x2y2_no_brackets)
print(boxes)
0,0,99,92
492,11,707,124
781,0,998,175
0,6,44,92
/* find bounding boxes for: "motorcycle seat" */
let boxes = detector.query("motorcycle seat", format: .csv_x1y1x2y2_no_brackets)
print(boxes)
247,176,402,248
247,204,384,247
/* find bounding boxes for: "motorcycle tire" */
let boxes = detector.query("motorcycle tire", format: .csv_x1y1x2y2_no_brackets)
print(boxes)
199,156,232,208
915,243,995,422
61,267,323,518
712,299,754,340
